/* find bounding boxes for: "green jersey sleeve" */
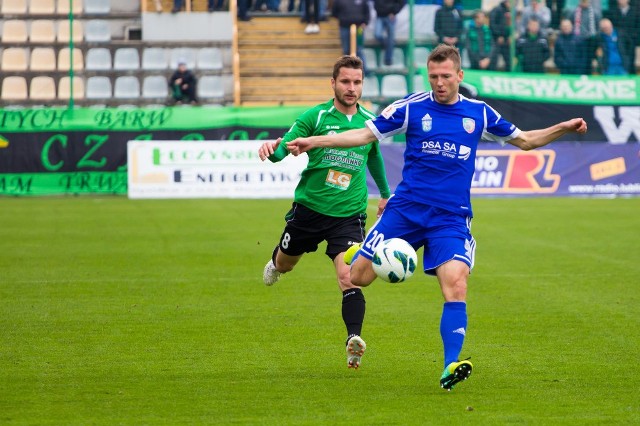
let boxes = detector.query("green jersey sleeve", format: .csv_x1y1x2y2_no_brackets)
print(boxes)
367,143,391,199
267,109,317,163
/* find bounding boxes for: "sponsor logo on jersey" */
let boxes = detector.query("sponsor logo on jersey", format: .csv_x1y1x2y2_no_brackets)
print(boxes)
381,105,396,119
458,145,471,160
472,150,559,194
422,114,432,132
422,141,471,160
462,118,475,134
327,130,337,135
325,169,352,190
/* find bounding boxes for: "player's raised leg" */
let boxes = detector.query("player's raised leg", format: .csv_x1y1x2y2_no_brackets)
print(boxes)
263,246,302,286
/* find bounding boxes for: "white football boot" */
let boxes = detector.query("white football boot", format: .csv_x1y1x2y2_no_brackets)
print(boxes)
263,259,281,286
346,335,366,369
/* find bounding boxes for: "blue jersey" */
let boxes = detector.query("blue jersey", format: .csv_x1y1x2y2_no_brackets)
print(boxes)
366,91,521,217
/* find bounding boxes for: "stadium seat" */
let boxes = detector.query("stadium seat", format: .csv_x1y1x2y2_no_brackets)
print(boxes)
84,0,110,13
57,0,83,14
58,76,85,100
29,20,56,43
29,0,56,15
142,75,168,99
1,0,27,14
86,76,112,99
84,20,111,42
413,46,430,68
57,19,83,42
196,47,223,71
1,76,28,100
197,75,224,100
380,74,408,98
142,47,168,70
362,76,380,98
413,74,426,93
113,48,140,71
30,76,57,101
2,20,28,43
387,48,405,70
363,48,378,71
113,76,140,99
29,0,56,14
30,47,56,71
85,47,111,70
169,48,196,69
58,47,84,71
1,48,28,71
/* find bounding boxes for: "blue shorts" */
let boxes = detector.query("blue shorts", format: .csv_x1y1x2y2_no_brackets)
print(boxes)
360,196,476,276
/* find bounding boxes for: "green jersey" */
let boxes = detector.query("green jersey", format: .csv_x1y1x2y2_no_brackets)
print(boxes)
269,99,391,217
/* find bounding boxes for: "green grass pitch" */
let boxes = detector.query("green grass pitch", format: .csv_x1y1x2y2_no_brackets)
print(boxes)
1,196,639,424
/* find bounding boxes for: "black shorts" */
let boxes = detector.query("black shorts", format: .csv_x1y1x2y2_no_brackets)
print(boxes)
277,202,367,260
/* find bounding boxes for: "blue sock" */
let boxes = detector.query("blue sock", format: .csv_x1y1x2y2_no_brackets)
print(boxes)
440,301,467,368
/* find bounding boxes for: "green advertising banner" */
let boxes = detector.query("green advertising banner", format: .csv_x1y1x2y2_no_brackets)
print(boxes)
420,69,640,105
0,106,310,196
0,105,309,133
1,172,128,195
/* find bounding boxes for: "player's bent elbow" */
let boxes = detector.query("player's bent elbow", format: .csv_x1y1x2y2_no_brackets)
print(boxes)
514,137,536,151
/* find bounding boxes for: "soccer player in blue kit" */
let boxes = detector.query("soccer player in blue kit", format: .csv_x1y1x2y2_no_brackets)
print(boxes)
287,44,588,391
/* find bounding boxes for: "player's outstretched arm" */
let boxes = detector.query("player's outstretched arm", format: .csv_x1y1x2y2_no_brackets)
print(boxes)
287,128,377,156
509,118,587,151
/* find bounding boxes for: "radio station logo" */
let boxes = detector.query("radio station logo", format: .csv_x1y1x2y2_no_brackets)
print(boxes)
472,150,559,194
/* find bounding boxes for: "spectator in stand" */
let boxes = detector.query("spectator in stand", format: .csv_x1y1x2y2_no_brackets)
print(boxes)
519,0,553,37
254,0,280,12
373,0,406,66
169,60,198,104
332,0,371,73
300,0,328,20
208,0,225,11
303,0,321,34
516,17,551,72
490,0,513,71
596,17,629,74
466,10,493,70
564,0,602,73
606,0,640,74
434,0,464,48
554,18,590,73
238,0,252,21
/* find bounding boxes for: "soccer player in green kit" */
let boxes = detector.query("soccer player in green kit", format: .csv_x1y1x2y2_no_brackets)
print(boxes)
257,55,391,369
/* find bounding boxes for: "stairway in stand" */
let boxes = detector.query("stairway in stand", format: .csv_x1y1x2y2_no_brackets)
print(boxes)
237,16,343,106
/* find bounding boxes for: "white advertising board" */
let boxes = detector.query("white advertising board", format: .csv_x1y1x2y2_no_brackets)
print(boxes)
127,140,307,199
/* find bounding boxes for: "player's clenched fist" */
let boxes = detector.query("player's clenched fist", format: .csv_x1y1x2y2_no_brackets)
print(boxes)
258,138,282,161
286,138,312,156
566,118,588,134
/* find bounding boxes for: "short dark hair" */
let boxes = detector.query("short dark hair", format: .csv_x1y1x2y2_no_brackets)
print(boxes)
427,44,462,71
333,55,364,80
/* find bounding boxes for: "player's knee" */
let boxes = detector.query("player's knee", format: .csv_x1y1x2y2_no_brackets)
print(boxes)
443,276,467,301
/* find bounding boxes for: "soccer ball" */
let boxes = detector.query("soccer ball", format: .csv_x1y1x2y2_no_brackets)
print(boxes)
372,238,418,283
